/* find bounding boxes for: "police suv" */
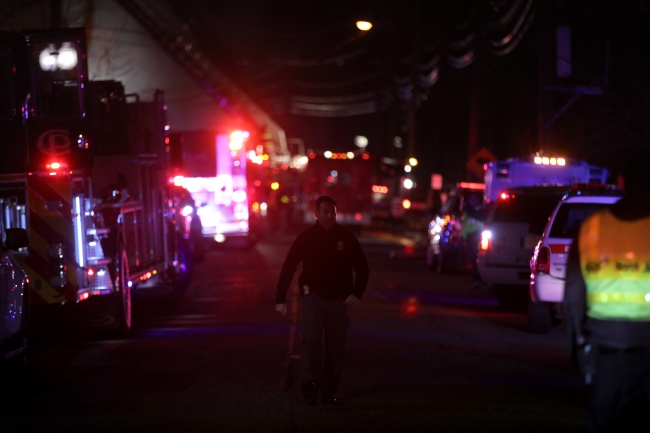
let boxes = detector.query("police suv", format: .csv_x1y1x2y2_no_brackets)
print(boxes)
477,186,569,309
528,184,623,333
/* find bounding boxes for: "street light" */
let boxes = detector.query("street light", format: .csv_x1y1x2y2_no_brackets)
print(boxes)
356,21,373,31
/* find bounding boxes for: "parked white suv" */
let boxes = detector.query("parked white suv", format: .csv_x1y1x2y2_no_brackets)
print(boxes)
477,186,569,310
528,184,623,333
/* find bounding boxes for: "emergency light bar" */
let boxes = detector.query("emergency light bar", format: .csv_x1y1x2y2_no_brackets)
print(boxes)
533,156,566,166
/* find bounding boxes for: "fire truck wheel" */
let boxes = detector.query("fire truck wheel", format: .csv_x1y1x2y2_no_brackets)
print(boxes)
173,239,193,295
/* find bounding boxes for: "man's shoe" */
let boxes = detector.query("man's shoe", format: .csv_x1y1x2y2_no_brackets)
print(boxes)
301,381,317,405
321,394,337,405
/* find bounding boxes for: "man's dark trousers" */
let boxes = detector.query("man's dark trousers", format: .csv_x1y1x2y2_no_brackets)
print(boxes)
586,347,650,432
300,292,349,395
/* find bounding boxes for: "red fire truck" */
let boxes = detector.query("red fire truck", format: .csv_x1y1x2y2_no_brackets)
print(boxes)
301,150,400,227
0,28,192,335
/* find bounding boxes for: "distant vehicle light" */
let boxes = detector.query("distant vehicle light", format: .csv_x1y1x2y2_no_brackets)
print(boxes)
181,205,193,217
173,175,184,186
347,152,355,159
404,165,412,173
402,199,412,209
324,151,333,159
232,190,247,203
361,153,370,160
271,182,280,191
229,130,249,151
408,158,418,166
458,182,485,190
403,179,414,189
480,230,492,251
214,234,226,243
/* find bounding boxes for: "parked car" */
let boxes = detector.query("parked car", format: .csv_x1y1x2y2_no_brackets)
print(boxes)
528,184,623,333
0,228,30,368
476,186,569,309
426,182,486,273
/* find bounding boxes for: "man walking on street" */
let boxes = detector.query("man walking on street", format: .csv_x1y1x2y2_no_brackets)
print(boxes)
275,196,369,405
564,149,650,432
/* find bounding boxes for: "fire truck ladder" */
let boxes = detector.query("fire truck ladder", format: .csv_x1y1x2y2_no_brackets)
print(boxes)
113,0,288,158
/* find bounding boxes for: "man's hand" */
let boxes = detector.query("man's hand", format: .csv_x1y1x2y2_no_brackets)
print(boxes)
275,303,287,316
343,294,360,305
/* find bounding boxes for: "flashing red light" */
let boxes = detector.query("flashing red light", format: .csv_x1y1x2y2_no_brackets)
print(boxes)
458,182,485,190
403,297,419,316
327,176,335,183
308,152,317,159
361,153,370,160
354,213,362,221
173,175,184,186
87,269,94,276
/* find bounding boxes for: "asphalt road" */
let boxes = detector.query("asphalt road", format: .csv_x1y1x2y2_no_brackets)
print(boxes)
0,230,588,432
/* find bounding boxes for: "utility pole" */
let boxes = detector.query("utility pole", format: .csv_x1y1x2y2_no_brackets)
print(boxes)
466,57,481,180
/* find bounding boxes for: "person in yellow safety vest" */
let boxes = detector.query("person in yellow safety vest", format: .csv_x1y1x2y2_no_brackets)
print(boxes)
564,148,650,432
461,194,485,288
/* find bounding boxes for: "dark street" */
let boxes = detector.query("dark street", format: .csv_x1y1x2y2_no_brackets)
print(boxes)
1,232,586,432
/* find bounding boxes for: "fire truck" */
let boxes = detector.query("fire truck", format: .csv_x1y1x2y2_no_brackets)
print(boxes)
0,28,192,335
301,150,400,227
170,130,264,247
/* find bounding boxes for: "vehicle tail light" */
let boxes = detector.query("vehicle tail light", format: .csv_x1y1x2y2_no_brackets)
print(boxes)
549,244,570,254
480,230,492,251
535,246,551,274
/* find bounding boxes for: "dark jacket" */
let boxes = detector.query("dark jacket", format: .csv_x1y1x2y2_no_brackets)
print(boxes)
275,221,369,303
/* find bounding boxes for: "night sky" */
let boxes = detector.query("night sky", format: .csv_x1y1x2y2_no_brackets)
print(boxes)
1,1,649,185
156,1,650,185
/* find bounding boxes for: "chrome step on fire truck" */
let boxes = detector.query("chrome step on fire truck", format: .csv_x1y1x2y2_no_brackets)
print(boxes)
0,28,192,335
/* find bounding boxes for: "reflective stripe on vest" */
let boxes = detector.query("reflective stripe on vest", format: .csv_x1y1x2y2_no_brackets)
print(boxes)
579,209,650,321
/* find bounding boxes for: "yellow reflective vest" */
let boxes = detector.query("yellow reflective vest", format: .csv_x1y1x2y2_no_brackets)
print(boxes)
579,209,650,321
